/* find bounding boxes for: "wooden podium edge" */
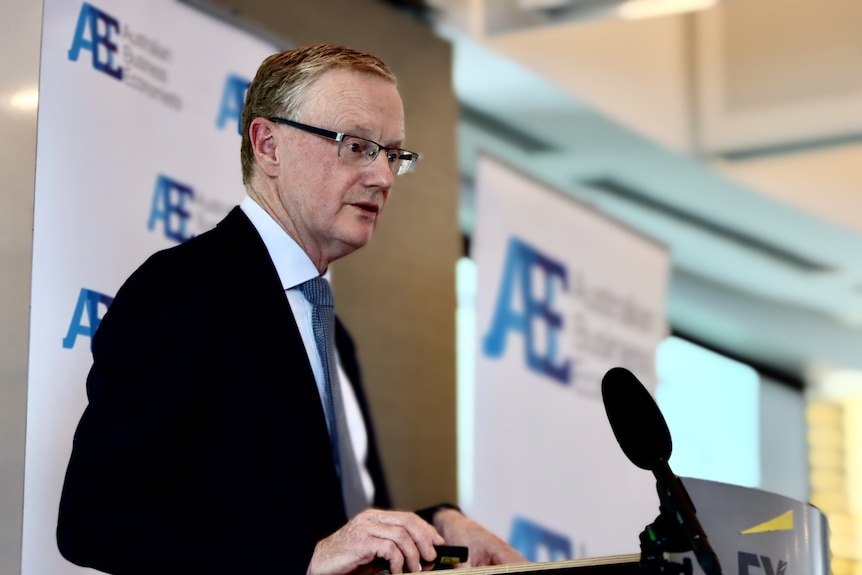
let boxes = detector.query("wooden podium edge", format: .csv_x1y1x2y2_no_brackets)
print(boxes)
438,554,641,575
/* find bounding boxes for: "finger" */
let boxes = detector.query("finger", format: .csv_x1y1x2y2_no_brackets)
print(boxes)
377,510,445,559
366,511,444,566
366,521,426,572
372,537,405,574
310,513,412,575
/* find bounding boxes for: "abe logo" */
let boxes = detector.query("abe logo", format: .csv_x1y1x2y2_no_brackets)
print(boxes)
509,517,572,562
483,237,571,384
216,74,251,135
68,2,123,80
149,174,195,243
63,288,114,350
739,552,788,575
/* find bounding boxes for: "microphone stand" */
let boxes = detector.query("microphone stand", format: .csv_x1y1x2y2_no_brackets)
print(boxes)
638,508,694,575
638,468,720,575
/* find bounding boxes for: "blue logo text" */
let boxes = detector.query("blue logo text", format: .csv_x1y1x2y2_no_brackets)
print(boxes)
216,74,250,135
509,516,572,562
68,2,123,80
63,288,114,349
149,174,195,243
483,237,571,384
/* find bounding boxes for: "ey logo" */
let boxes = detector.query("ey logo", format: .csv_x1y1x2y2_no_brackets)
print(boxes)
737,510,792,575
68,2,123,80
738,552,788,575
149,174,195,243
63,288,114,349
216,74,250,135
509,517,571,562
483,237,571,384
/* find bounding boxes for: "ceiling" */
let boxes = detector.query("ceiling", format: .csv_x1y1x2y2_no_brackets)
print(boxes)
425,0,862,387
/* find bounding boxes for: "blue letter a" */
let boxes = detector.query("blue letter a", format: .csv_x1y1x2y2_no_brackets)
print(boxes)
62,288,114,349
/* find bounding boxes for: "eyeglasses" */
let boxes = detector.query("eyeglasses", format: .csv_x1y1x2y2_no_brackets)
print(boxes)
269,117,419,176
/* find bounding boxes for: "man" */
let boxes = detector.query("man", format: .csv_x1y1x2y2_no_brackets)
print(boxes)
57,44,524,575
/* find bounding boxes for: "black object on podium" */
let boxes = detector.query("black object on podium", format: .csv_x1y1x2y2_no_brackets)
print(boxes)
601,367,722,575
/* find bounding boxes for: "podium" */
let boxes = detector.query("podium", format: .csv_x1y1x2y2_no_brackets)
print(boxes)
450,478,829,575
667,477,830,575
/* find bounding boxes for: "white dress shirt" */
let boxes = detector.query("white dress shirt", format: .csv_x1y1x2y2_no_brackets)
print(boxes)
240,196,375,503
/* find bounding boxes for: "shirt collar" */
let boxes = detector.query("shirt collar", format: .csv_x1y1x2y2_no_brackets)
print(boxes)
240,195,329,290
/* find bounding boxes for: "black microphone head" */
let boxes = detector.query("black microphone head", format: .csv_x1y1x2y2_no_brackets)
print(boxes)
601,367,672,470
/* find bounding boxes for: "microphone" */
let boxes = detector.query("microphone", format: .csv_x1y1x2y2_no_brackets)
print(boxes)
601,367,722,575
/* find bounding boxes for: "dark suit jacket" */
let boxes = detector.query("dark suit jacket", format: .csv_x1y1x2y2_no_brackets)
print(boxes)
57,207,391,575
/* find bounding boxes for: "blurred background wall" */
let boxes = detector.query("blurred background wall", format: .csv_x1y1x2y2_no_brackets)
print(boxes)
0,1,41,574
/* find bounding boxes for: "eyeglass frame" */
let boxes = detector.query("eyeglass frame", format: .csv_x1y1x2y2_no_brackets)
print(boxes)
268,116,419,176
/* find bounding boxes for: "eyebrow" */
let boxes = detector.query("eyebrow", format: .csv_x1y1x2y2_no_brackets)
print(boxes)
337,122,404,149
378,132,406,149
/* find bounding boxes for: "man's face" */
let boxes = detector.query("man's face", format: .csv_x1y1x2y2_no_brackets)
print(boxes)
270,68,405,267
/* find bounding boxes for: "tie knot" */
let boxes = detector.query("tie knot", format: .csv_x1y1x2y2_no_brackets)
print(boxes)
300,276,334,308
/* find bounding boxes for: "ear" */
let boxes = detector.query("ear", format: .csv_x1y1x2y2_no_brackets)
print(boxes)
249,117,281,177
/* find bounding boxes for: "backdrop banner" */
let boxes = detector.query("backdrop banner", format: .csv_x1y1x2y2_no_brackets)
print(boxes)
25,1,276,573
468,155,671,561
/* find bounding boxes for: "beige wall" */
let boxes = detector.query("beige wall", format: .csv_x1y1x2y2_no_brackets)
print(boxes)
206,0,461,509
0,0,41,573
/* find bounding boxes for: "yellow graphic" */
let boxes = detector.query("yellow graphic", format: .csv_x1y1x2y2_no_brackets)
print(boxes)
740,510,794,534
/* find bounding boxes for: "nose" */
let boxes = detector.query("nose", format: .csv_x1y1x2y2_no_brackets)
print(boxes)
366,150,395,189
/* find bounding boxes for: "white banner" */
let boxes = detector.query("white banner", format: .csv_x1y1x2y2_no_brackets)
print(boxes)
25,2,276,573
469,155,671,560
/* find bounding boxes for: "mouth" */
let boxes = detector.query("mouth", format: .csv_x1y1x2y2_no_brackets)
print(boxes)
351,201,380,215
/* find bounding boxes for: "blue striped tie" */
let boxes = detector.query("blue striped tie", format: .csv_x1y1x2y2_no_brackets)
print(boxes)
299,277,367,518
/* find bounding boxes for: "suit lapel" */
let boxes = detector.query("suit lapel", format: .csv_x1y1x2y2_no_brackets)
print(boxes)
213,208,332,433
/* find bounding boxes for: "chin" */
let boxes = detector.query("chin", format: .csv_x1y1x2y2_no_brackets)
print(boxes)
338,231,375,255
350,222,377,244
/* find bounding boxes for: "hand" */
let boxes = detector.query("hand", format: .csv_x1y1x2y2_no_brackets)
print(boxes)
307,509,445,575
432,508,527,567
